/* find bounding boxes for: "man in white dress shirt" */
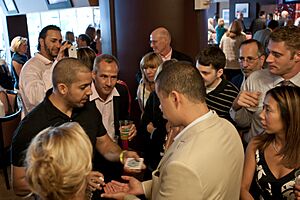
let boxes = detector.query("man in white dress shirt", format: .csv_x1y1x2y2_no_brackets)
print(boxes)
19,25,69,116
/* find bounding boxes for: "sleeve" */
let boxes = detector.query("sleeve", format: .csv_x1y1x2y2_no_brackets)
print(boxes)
154,161,203,200
11,123,28,167
20,61,53,110
95,107,107,138
43,61,57,91
230,77,254,128
11,117,40,167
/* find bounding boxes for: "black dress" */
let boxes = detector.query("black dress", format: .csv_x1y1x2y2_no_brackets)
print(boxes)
11,52,28,89
254,150,298,199
139,91,167,179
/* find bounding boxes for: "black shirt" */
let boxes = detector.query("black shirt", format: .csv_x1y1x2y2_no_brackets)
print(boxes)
11,90,106,167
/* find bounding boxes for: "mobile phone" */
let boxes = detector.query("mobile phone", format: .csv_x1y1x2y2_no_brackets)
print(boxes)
124,158,144,170
68,45,77,58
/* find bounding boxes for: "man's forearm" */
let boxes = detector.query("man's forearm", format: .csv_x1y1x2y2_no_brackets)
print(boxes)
96,135,122,162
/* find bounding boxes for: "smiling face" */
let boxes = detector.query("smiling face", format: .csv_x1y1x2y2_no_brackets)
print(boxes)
40,30,62,60
65,72,93,108
266,40,300,79
259,94,285,135
92,60,119,100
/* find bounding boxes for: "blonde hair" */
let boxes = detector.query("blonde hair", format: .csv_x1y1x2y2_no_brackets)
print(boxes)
218,18,225,26
10,36,27,52
25,122,93,200
140,52,163,83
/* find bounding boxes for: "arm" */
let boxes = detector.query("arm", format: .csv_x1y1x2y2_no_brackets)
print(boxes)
96,134,123,162
240,140,257,200
230,90,261,128
12,165,31,197
12,61,23,77
96,134,140,163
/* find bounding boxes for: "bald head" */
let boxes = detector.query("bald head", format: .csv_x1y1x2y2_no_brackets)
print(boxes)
150,27,172,56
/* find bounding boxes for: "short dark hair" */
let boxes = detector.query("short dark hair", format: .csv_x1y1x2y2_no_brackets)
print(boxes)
270,26,300,54
196,46,226,71
267,20,279,30
85,26,96,39
78,34,91,46
240,39,265,57
52,58,91,89
37,25,61,51
77,47,96,70
155,61,206,103
93,54,120,72
259,11,266,17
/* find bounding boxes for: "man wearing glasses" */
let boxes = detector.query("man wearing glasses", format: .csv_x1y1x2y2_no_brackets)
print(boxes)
230,26,300,145
231,39,265,89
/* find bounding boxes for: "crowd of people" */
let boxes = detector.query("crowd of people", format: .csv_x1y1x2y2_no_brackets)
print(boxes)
0,12,299,200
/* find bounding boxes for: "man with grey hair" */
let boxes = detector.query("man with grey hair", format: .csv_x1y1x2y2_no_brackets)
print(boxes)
149,27,193,63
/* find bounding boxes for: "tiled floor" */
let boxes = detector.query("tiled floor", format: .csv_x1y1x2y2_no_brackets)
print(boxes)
0,167,23,200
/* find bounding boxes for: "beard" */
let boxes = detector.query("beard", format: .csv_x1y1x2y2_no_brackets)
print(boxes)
44,41,58,60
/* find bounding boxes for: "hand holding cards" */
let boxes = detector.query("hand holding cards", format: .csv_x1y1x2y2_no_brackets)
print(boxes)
125,158,144,170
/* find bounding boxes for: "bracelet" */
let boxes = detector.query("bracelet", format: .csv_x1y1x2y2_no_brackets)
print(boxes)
119,150,127,164
22,192,33,199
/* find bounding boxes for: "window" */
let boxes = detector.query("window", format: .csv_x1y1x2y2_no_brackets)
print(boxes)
26,6,100,56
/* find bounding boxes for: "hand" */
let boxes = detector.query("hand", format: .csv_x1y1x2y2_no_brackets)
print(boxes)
232,91,261,111
101,176,144,199
295,184,300,199
87,171,105,191
122,151,146,173
56,42,71,61
128,123,137,141
146,122,155,134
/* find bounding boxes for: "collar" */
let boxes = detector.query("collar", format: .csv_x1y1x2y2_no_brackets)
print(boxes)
44,89,88,121
90,82,120,103
174,110,214,141
34,52,53,65
273,71,300,87
43,89,71,121
161,48,172,60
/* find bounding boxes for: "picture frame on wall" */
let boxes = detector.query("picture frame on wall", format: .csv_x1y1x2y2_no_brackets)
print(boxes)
222,9,229,24
45,0,72,10
2,0,18,14
235,3,249,18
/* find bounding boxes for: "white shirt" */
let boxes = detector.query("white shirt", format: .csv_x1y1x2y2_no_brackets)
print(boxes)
90,82,120,139
19,53,55,116
160,48,172,62
230,69,300,143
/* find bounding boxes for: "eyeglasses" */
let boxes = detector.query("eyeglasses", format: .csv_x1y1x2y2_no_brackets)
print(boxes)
238,56,261,64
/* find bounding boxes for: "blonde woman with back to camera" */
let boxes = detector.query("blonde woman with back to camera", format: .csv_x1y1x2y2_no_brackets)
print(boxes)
25,122,93,200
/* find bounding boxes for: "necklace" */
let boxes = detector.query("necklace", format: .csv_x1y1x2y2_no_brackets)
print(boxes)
272,140,279,153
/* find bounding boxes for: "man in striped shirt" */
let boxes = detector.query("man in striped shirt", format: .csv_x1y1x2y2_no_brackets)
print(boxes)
196,46,239,123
